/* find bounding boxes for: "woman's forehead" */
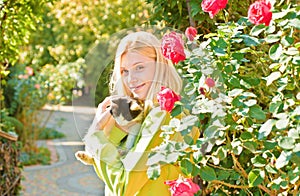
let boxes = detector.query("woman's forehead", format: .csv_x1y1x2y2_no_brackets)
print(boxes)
121,51,155,68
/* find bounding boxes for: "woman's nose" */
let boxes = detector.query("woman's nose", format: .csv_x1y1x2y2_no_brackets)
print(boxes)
127,71,138,84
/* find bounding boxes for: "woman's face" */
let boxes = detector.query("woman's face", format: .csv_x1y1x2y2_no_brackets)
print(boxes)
121,51,156,100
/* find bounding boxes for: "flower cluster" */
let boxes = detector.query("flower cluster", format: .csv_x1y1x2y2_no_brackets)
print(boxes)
161,0,273,67
200,0,272,26
18,66,34,79
164,176,200,196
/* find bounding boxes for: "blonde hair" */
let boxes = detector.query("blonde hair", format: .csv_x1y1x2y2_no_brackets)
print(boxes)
109,31,182,102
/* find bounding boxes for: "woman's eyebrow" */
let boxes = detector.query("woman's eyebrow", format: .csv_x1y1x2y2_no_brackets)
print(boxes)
122,62,145,69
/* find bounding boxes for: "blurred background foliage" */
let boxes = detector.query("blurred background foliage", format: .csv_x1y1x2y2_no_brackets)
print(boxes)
0,0,150,150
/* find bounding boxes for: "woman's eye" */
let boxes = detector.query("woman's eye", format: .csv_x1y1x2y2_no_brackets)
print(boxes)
136,65,144,71
121,69,129,76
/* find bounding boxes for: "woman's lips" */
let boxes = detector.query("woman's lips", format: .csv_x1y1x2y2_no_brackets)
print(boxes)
130,83,145,92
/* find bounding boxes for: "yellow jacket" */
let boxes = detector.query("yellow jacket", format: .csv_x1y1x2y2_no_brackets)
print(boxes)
89,107,199,196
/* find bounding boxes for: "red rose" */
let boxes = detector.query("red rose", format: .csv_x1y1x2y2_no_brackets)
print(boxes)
157,86,181,113
205,77,216,88
248,0,272,26
165,176,200,196
201,0,228,19
161,32,186,64
198,87,206,95
185,26,198,42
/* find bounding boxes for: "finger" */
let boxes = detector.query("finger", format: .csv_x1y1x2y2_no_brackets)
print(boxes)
103,117,116,136
102,98,112,111
97,110,112,130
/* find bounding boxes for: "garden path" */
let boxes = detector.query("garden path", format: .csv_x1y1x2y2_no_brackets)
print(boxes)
20,99,105,196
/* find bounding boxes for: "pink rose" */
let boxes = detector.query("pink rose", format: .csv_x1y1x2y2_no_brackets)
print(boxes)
185,26,197,42
201,0,228,19
205,77,215,88
248,0,272,26
161,32,186,64
157,86,181,113
25,66,34,76
34,84,41,89
165,176,200,196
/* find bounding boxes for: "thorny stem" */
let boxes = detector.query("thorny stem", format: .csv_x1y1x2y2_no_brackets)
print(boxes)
186,0,195,27
211,180,248,189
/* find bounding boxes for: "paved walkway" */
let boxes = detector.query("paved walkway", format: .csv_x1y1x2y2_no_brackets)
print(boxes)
20,104,105,196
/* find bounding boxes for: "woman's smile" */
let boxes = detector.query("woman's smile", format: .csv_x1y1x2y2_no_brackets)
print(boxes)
121,51,156,100
130,83,145,92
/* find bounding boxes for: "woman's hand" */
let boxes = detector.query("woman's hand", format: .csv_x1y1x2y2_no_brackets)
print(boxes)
95,97,115,136
95,96,133,135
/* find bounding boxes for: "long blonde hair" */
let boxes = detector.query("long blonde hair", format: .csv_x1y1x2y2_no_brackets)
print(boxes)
109,31,182,102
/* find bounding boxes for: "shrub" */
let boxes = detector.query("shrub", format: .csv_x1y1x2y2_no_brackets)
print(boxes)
148,1,300,195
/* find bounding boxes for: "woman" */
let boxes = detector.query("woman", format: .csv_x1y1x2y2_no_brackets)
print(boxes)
83,31,198,196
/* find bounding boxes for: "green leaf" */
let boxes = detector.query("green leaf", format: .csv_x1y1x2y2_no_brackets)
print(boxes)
216,38,227,49
216,146,227,160
248,169,265,187
264,140,277,150
229,76,241,87
285,47,299,56
241,132,253,140
269,101,283,114
250,24,266,36
258,119,275,139
232,52,245,61
228,89,243,97
265,34,280,43
251,155,267,167
265,165,278,174
244,141,258,153
264,71,281,86
244,99,257,107
217,170,230,180
184,82,196,96
249,105,266,121
180,158,194,175
289,18,300,29
147,164,161,180
269,44,283,60
292,56,300,65
183,135,194,145
275,151,292,169
199,166,217,181
275,118,289,130
204,125,219,138
278,137,295,150
171,104,183,117
240,34,261,46
281,36,294,47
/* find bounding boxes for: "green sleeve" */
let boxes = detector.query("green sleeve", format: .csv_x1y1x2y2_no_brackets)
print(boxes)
106,126,128,146
89,107,168,196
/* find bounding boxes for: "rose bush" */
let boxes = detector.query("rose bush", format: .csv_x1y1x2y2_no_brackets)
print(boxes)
148,0,300,195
